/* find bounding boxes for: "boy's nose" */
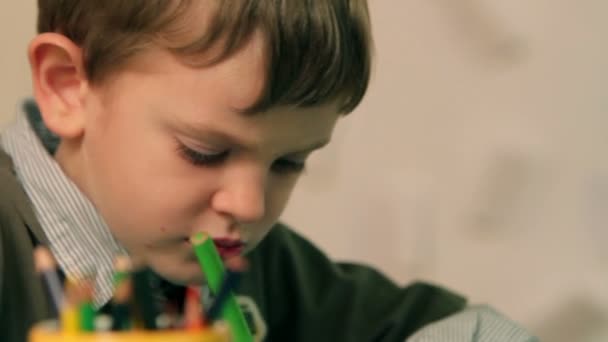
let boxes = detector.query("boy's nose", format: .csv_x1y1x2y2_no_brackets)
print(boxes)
210,170,266,223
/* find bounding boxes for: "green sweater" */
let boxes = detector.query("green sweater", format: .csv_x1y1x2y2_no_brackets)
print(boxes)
0,148,466,342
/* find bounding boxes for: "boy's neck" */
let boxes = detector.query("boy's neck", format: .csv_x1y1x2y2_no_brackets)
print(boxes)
54,140,91,200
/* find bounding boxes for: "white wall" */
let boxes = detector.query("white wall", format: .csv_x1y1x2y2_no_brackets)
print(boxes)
0,1,35,127
283,1,608,340
2,2,607,341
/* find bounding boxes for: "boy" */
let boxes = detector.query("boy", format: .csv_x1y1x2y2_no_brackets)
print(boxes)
0,1,535,341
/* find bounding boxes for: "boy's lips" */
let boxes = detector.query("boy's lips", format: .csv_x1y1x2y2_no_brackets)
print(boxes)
212,238,245,259
183,237,245,259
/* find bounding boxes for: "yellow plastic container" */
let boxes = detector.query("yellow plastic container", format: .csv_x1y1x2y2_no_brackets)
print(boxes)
29,320,231,342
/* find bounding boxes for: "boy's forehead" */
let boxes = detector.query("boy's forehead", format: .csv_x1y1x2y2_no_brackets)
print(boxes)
101,29,339,127
118,30,268,112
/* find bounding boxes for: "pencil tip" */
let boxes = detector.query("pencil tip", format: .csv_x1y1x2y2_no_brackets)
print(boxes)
33,246,57,272
113,255,132,272
190,231,209,244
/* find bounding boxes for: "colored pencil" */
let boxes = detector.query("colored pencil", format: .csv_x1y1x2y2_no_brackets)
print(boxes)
190,232,252,342
61,278,80,333
78,278,96,332
131,268,159,330
205,257,247,323
183,286,204,330
111,255,133,331
33,246,64,316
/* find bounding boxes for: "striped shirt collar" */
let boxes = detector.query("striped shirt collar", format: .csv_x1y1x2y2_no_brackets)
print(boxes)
1,102,127,307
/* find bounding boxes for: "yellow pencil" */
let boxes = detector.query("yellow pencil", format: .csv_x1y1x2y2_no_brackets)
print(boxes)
61,278,80,333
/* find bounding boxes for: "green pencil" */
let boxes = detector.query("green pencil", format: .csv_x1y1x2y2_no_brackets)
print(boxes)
190,232,253,342
78,279,96,332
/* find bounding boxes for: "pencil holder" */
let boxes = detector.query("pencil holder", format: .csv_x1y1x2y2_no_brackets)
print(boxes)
29,320,231,342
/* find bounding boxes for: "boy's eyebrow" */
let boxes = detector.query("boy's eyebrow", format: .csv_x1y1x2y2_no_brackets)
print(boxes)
178,122,331,154
291,139,331,154
180,123,250,147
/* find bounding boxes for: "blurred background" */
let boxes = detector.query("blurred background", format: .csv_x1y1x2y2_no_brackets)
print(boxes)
2,1,607,341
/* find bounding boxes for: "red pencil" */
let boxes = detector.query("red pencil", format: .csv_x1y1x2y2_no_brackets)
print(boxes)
183,286,205,330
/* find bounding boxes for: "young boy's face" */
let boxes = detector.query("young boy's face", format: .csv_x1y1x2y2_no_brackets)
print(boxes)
64,33,339,284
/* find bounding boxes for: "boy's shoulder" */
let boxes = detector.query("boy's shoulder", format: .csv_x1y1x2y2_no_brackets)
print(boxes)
0,146,30,251
0,147,21,224
0,147,53,341
244,222,468,341
0,147,47,242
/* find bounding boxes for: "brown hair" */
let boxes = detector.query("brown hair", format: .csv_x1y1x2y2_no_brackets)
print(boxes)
37,0,372,113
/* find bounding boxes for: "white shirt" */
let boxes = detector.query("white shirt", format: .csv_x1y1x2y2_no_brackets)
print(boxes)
1,104,127,307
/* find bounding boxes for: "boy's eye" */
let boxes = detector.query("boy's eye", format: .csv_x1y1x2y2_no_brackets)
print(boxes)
177,143,229,166
271,158,306,174
177,140,306,173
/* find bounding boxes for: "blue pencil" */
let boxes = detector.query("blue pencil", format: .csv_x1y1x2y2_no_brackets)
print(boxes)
204,269,243,323
33,246,64,316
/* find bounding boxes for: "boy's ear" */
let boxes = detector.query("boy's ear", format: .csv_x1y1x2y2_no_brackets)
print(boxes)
28,33,89,139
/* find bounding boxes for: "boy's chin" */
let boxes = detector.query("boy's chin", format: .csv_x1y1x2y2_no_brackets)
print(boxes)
148,259,206,286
